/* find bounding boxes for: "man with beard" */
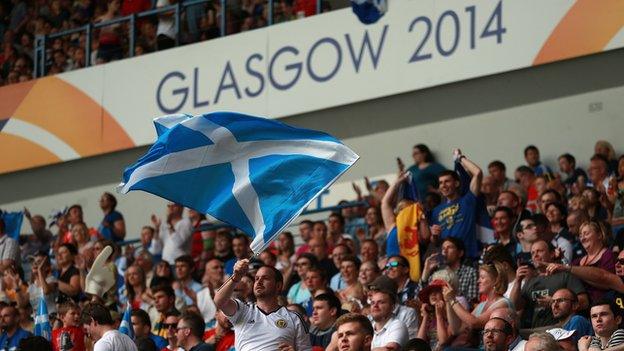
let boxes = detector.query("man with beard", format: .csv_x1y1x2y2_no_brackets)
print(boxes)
215,259,311,350
483,317,514,351
545,288,592,342
0,305,32,350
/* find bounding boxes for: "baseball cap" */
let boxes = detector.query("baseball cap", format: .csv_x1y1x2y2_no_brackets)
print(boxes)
367,275,398,296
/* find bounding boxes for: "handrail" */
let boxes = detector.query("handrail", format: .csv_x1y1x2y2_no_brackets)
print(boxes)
33,0,326,78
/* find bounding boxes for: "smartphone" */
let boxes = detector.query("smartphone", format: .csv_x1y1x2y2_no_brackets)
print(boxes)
436,252,446,266
397,157,405,171
517,256,535,269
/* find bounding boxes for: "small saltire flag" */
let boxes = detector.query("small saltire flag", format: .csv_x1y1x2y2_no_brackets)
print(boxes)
119,304,134,339
351,0,387,24
396,203,425,282
118,112,359,254
0,211,23,239
34,289,52,340
398,172,420,202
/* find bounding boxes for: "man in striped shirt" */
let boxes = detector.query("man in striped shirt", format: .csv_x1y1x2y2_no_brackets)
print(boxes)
579,300,624,351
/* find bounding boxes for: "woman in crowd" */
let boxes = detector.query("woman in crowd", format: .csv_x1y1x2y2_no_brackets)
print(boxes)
71,221,95,265
275,231,296,272
337,256,364,305
547,221,617,301
407,144,447,199
287,253,317,304
56,243,81,304
417,280,451,350
358,260,381,287
121,264,152,310
443,262,512,341
16,254,58,314
364,206,385,250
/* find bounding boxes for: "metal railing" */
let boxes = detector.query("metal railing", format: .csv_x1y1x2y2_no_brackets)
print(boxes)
34,0,324,78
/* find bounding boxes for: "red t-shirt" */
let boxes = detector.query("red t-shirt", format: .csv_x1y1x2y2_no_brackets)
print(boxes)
203,329,235,351
293,0,317,17
51,326,86,351
121,0,152,16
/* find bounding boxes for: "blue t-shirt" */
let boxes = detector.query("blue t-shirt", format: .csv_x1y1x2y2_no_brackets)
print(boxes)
224,257,236,276
407,162,447,199
99,210,124,242
0,328,32,351
386,227,400,257
432,191,479,258
150,333,168,350
562,315,593,342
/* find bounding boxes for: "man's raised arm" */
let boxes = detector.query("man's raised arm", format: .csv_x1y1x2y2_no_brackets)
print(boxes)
214,258,249,316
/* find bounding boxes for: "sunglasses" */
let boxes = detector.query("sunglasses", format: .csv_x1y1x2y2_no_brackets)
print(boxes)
162,323,177,329
385,261,404,269
617,259,624,265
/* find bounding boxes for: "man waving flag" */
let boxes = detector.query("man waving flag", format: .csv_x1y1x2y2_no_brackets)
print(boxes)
118,112,359,254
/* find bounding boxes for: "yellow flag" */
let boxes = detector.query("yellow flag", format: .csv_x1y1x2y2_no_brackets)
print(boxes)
396,203,423,281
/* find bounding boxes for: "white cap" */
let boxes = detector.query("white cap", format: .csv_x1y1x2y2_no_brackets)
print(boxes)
547,328,576,341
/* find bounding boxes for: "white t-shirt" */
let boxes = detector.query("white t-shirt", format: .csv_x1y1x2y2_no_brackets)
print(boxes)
94,330,138,351
371,317,408,349
395,305,419,340
156,0,176,38
197,287,217,325
227,299,312,351
28,276,58,314
161,218,193,264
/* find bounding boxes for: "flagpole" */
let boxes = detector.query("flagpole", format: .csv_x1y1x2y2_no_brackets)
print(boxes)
216,252,259,292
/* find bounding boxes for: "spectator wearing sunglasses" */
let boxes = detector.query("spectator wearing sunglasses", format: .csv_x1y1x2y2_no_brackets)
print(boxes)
384,256,418,305
161,310,182,351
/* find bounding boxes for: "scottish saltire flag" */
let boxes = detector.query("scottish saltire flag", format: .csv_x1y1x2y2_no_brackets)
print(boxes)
351,0,387,24
118,112,359,253
0,211,23,239
398,173,420,202
119,304,134,339
455,161,495,245
34,289,52,340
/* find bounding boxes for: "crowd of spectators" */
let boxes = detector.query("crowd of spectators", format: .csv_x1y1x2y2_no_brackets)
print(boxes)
0,139,622,351
0,0,331,88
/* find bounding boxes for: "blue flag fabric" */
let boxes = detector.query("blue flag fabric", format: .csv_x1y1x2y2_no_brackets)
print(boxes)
118,112,359,254
351,0,387,24
34,289,52,340
119,304,134,339
454,161,494,244
0,211,23,239
398,173,419,202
